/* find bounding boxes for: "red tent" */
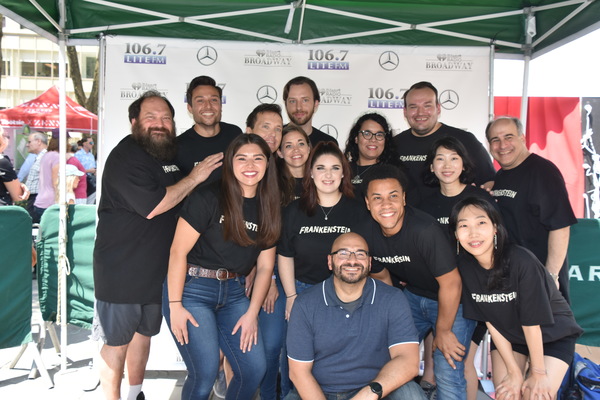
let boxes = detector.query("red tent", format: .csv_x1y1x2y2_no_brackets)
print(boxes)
0,86,97,132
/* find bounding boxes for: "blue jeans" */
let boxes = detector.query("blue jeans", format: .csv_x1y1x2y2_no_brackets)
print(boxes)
164,276,266,400
259,277,286,400
404,290,475,400
284,380,426,400
280,280,314,399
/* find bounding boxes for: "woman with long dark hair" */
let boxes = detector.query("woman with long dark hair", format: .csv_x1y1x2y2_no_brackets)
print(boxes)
276,124,311,206
450,197,581,400
344,112,401,199
167,134,281,400
278,141,367,318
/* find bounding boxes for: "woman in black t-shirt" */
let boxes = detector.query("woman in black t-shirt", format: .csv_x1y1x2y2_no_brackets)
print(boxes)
276,124,311,206
450,196,581,400
0,131,29,206
167,134,281,400
344,113,401,200
278,141,367,319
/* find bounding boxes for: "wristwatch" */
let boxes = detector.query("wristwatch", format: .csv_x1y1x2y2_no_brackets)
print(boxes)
368,382,383,400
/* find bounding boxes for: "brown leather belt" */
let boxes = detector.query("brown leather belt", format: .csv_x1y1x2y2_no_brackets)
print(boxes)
187,264,241,280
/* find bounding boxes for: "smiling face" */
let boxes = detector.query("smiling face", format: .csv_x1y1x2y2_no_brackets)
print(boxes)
356,119,385,165
455,205,497,268
187,85,222,131
311,153,343,197
285,83,319,127
403,87,441,137
246,111,283,153
365,178,406,237
328,233,371,285
278,130,310,174
487,119,529,170
431,146,464,186
232,143,268,197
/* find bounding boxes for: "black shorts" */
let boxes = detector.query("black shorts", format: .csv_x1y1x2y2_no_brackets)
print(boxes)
92,300,162,346
490,333,578,365
471,321,488,345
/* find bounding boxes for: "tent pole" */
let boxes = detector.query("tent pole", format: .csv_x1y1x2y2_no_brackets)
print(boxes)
489,42,495,121
57,0,69,374
521,10,535,128
97,34,107,203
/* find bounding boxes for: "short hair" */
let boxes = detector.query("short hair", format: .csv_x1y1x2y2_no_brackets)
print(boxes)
402,81,439,106
81,134,93,144
128,90,175,122
485,116,524,141
30,131,48,145
423,136,476,186
283,76,320,102
246,104,283,129
186,75,222,105
362,164,409,195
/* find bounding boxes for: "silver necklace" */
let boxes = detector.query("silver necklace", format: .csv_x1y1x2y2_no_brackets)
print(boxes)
319,204,335,221
351,163,376,185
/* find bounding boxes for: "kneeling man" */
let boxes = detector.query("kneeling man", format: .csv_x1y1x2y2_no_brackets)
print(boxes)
286,232,426,400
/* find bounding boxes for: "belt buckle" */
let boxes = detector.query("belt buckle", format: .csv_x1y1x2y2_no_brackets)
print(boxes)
216,268,229,281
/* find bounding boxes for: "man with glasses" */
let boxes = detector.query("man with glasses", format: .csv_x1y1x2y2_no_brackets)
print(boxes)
362,165,474,400
286,232,425,400
283,76,338,147
24,132,48,222
75,135,97,203
394,81,495,203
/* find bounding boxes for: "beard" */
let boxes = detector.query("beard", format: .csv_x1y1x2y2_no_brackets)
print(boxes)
332,260,369,284
131,120,177,162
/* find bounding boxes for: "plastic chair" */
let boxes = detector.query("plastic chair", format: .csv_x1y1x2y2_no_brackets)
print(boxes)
0,206,53,387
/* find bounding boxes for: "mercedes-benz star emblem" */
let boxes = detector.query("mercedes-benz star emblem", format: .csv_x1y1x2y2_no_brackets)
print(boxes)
319,124,338,139
256,85,278,104
379,51,399,71
439,90,459,110
197,46,218,66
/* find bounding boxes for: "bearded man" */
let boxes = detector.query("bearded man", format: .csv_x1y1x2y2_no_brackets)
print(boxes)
93,91,223,400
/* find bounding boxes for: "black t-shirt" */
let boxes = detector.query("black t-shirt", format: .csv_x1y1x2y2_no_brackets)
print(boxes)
278,195,368,284
393,124,495,204
308,126,338,147
0,154,18,206
174,122,242,182
94,135,182,304
419,185,499,227
459,245,582,345
180,185,267,275
492,153,577,265
366,205,456,300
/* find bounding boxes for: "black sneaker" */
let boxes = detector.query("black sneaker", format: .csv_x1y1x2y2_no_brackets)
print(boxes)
136,392,145,400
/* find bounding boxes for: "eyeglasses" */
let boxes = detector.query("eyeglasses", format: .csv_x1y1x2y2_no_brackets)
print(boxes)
359,130,386,141
330,249,369,260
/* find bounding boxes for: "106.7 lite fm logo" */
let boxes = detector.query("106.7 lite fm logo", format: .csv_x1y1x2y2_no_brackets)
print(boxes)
123,42,167,64
367,87,406,109
307,49,350,70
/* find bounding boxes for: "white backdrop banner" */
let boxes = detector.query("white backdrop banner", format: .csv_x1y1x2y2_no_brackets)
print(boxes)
102,35,490,164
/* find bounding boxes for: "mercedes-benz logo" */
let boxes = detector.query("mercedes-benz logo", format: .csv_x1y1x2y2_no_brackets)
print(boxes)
197,46,218,66
256,85,277,104
379,51,399,71
319,124,338,139
439,90,459,110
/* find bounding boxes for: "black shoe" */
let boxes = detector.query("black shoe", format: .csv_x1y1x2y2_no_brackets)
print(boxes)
136,392,145,400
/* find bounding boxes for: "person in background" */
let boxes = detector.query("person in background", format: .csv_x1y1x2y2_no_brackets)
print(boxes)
75,134,97,204
54,164,84,204
33,135,60,219
277,124,311,205
246,103,284,154
450,196,582,400
283,76,337,147
23,131,48,222
167,134,280,400
0,129,29,206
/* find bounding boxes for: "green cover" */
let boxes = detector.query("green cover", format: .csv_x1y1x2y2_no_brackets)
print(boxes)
36,204,96,329
0,206,33,348
569,219,600,346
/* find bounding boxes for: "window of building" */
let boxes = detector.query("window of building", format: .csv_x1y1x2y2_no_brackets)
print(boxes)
36,62,59,77
21,61,35,77
1,60,10,76
85,57,96,79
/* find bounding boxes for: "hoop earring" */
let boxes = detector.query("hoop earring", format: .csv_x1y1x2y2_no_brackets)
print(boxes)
456,240,460,255
494,234,498,249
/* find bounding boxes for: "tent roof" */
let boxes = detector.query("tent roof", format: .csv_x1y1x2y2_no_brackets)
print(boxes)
1,1,599,58
0,86,98,132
